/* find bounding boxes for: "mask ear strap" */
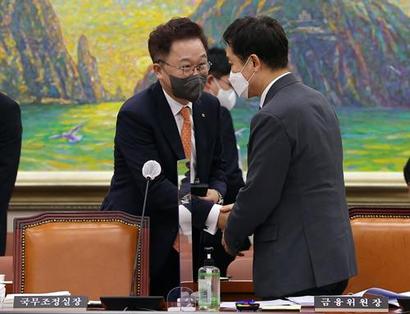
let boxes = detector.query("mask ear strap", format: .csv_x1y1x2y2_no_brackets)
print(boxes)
240,57,251,73
248,71,256,83
213,78,222,90
241,56,257,82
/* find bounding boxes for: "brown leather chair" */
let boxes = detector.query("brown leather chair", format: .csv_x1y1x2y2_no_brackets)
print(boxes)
13,211,149,300
345,207,410,293
227,249,253,280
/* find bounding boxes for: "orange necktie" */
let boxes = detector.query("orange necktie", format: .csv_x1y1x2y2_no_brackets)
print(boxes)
179,106,191,160
174,106,191,253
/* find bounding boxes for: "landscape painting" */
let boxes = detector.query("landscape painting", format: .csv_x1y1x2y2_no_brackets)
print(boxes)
0,0,409,172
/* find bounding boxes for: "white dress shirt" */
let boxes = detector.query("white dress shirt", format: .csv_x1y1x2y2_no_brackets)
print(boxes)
259,72,291,108
163,89,220,235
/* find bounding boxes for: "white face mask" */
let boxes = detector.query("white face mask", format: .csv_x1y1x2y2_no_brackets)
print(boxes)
215,79,236,111
228,57,255,99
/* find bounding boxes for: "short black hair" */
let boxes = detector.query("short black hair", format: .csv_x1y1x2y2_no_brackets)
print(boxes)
223,16,288,70
148,17,208,63
208,47,230,78
404,157,410,184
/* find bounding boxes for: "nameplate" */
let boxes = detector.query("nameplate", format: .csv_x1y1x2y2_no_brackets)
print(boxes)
13,295,88,309
314,296,389,312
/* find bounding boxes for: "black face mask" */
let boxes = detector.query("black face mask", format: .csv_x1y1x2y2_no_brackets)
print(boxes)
169,74,207,102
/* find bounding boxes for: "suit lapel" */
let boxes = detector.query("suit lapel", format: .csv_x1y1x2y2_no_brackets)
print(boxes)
263,73,301,107
152,82,185,160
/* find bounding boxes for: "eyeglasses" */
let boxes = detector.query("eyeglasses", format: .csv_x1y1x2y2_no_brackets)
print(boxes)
156,59,212,76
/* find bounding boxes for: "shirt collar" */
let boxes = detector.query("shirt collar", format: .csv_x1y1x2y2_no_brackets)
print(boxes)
259,72,291,108
162,88,192,116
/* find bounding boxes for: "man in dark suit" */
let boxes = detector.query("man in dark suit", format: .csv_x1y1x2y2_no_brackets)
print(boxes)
220,16,357,299
101,18,227,296
0,92,22,256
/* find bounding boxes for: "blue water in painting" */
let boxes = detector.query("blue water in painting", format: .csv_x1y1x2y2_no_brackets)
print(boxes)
20,103,410,171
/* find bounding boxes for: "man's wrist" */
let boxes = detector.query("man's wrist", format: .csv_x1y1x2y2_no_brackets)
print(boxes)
216,190,224,205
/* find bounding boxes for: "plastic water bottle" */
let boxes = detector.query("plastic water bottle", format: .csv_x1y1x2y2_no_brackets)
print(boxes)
198,247,220,311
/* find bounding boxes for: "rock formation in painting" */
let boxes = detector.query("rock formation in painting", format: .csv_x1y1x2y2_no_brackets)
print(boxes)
77,35,106,103
0,0,105,104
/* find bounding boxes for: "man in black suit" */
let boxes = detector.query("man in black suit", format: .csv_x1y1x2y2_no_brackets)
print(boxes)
0,92,22,256
101,18,228,296
220,16,357,299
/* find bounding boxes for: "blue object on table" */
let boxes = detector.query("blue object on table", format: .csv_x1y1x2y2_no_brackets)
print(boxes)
235,300,260,311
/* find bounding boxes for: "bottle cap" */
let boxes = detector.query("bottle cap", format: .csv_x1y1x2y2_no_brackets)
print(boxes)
204,247,215,266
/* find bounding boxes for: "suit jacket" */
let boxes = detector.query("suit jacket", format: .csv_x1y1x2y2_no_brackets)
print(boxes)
220,107,245,204
224,73,357,298
101,81,226,279
0,92,22,256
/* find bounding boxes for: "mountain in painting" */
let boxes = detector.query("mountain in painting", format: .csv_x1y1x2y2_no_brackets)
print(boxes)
0,0,106,104
191,0,410,108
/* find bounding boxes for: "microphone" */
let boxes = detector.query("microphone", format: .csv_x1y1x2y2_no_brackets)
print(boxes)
130,160,161,296
142,160,161,180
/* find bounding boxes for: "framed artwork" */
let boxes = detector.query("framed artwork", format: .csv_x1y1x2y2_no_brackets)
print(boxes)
0,0,408,187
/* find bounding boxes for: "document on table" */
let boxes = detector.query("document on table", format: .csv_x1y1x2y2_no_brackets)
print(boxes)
353,287,410,307
286,295,314,306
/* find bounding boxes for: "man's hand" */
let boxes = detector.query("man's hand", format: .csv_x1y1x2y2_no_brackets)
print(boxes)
222,233,244,257
217,203,234,230
217,210,230,230
220,203,234,213
199,188,220,203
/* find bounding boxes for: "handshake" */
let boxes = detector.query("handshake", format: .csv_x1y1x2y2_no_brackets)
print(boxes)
197,189,246,256
196,188,231,231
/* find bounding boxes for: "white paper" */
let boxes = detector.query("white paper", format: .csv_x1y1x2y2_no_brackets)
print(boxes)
259,299,296,306
0,284,4,304
0,275,4,304
353,287,410,307
286,296,314,306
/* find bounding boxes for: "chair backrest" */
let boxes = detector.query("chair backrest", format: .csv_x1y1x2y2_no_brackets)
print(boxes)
13,211,149,300
346,207,410,293
227,250,253,280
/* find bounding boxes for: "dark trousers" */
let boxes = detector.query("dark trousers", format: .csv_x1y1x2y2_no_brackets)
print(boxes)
150,248,180,297
264,279,349,300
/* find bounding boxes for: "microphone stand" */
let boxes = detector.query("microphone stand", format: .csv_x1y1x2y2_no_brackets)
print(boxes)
130,177,151,296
